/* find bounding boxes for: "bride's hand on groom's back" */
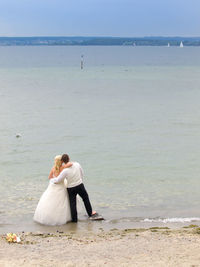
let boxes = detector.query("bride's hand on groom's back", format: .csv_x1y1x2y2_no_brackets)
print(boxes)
60,162,73,172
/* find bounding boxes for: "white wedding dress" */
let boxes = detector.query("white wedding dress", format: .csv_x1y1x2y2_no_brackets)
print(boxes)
34,178,71,225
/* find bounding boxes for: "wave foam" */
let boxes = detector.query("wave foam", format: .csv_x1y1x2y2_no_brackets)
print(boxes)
143,217,200,223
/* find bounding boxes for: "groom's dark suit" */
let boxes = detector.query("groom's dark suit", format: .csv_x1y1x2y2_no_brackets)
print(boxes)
51,162,92,222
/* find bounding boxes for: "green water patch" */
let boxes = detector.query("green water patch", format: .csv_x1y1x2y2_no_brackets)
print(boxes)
149,227,170,230
183,224,199,228
193,228,200,234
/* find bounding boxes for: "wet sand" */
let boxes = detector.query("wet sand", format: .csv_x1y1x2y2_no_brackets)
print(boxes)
1,226,200,266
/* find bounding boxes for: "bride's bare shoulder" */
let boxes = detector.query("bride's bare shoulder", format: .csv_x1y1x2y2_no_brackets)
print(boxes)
48,166,55,179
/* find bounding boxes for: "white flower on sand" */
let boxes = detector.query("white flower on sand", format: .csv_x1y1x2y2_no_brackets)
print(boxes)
6,233,21,243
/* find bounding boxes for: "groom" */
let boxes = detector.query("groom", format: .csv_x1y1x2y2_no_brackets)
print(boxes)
51,154,97,222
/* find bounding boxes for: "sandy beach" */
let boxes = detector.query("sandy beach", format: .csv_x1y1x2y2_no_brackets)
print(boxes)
1,226,200,267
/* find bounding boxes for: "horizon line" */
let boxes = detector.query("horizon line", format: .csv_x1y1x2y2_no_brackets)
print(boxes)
0,35,200,38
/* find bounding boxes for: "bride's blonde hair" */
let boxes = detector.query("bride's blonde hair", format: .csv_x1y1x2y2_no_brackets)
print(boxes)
54,155,62,175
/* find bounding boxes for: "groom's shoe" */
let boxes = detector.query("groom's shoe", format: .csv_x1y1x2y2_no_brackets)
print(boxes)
90,213,104,221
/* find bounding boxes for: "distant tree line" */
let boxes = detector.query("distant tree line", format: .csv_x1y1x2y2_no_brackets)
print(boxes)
0,37,199,46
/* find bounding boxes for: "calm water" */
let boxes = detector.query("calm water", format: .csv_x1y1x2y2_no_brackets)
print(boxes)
1,46,200,233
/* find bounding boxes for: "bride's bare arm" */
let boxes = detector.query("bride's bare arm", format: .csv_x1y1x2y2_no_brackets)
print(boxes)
60,162,73,172
48,167,54,179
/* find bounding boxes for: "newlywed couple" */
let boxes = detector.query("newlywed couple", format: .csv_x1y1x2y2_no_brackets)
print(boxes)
34,154,99,225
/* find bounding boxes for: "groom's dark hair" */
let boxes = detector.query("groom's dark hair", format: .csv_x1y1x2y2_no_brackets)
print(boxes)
61,154,70,163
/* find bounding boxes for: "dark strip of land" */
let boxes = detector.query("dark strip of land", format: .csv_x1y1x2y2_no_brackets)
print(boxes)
0,36,200,46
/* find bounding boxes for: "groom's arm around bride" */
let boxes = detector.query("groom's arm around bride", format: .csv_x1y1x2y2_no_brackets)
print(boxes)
51,154,97,222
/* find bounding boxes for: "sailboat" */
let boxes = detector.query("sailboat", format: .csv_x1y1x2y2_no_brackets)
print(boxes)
180,41,184,48
167,43,170,47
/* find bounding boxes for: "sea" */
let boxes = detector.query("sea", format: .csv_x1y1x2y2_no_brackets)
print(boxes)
1,46,200,233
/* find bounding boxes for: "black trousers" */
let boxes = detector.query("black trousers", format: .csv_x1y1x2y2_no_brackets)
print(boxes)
67,183,92,222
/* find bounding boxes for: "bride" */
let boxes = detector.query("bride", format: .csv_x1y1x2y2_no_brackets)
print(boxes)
34,155,73,225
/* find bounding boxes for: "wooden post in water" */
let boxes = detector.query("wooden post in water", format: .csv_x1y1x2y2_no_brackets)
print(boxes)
81,55,84,69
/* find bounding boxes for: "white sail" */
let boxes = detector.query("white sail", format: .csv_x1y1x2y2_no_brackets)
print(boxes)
167,43,170,47
180,41,184,48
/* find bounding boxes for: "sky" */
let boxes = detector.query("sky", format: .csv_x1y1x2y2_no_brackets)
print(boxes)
0,0,199,37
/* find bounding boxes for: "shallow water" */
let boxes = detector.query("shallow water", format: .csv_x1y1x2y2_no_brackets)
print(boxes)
1,46,200,233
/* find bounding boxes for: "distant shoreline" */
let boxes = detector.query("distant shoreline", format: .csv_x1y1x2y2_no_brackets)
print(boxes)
0,36,200,46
